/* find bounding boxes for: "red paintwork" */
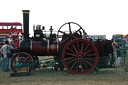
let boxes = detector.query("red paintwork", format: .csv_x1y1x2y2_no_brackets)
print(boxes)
31,41,59,56
0,22,22,33
0,22,22,25
0,22,22,48
0,29,22,33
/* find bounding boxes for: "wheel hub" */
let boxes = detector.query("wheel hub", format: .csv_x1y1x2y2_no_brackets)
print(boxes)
77,54,83,60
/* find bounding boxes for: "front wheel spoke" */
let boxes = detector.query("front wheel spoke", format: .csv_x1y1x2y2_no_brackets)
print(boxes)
71,61,77,70
24,57,28,62
66,52,76,57
17,56,21,62
84,59,93,66
13,60,18,65
21,54,24,58
21,55,24,62
14,60,18,63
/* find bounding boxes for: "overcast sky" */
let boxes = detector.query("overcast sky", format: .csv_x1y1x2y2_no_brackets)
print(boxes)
0,0,128,39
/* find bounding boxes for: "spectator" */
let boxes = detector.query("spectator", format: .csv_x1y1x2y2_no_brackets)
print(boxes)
9,41,17,57
111,42,118,67
0,41,16,72
0,49,4,69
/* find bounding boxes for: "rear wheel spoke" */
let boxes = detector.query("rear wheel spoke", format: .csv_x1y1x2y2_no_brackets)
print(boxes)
84,49,93,55
71,61,77,70
83,57,94,61
83,44,90,53
81,60,88,70
84,59,93,66
72,44,78,53
86,54,96,57
67,59,76,65
76,61,80,69
80,62,84,72
80,43,84,52
77,41,80,52
66,52,76,57
67,47,76,54
64,57,75,60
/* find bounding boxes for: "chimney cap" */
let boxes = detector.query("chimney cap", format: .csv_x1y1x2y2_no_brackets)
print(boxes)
22,10,30,14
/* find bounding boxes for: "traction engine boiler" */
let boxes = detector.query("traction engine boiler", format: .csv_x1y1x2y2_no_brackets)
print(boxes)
11,10,113,74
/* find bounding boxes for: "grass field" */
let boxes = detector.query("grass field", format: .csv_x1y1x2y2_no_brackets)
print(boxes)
0,66,128,85
0,56,128,85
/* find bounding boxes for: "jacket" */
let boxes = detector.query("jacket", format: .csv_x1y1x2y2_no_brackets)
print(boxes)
0,44,14,58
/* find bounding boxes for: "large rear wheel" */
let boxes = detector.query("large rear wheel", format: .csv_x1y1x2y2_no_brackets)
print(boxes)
62,39,98,74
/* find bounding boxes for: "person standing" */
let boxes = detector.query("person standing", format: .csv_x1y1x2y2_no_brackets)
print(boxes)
0,41,15,72
111,41,118,67
0,48,4,69
9,41,17,57
0,53,3,68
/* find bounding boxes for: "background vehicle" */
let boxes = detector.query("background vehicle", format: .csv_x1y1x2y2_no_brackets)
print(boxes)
0,22,22,47
0,22,22,56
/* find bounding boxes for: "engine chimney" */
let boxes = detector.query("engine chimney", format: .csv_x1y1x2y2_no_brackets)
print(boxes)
22,10,30,41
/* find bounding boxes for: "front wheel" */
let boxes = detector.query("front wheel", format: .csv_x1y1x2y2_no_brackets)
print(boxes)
11,52,34,73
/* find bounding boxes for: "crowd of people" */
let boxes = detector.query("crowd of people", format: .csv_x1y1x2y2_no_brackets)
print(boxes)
0,40,17,72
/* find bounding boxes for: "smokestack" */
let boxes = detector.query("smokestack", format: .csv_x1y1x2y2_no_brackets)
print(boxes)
22,10,30,41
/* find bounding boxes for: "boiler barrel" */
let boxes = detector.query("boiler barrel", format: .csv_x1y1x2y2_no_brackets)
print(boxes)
30,41,59,56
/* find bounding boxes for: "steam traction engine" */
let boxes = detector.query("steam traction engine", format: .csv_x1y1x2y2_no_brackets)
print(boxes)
11,10,113,74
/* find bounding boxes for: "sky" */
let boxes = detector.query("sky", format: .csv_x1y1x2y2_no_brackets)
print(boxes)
0,0,128,39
